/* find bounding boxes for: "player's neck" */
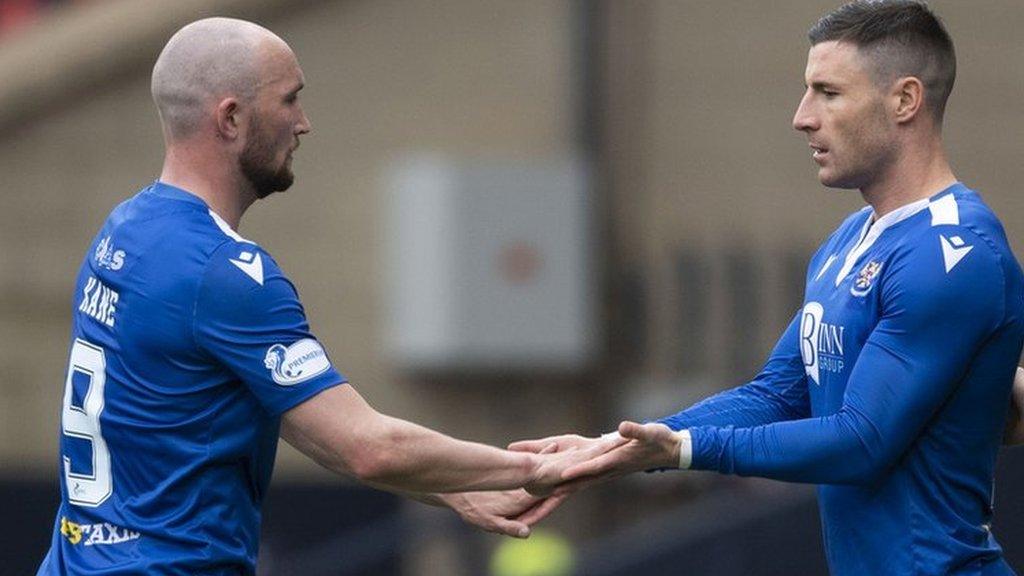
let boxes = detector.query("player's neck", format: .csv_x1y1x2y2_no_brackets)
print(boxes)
861,140,956,219
159,147,256,231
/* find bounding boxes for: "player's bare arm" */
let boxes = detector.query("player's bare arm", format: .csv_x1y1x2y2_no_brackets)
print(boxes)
280,384,611,495
421,441,577,537
389,442,569,538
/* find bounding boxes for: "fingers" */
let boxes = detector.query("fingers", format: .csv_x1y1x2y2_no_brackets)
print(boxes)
562,450,617,481
538,443,559,455
508,438,559,453
597,432,630,452
515,493,568,526
618,421,644,439
552,425,641,480
453,491,538,538
491,483,540,510
510,433,626,455
618,421,662,441
550,475,601,497
488,518,532,539
518,431,636,497
614,420,671,440
589,433,629,457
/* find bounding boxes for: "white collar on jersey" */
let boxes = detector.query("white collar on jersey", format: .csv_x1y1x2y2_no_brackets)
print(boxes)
831,194,940,287
208,209,256,245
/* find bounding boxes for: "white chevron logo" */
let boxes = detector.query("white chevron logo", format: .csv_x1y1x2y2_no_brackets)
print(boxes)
230,251,264,285
940,235,972,274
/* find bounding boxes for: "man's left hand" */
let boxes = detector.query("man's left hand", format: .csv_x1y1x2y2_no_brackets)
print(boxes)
441,490,567,538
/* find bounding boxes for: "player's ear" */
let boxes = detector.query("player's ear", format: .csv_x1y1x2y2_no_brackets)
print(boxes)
214,98,241,141
892,76,924,125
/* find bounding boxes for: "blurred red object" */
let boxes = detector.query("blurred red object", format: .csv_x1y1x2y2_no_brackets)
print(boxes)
0,0,85,37
0,0,42,34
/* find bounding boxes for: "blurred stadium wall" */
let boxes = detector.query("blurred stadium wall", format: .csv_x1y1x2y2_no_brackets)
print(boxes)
2,1,1024,574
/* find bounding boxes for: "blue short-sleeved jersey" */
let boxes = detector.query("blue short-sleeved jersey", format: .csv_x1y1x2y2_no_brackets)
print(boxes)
661,184,1024,575
37,182,346,575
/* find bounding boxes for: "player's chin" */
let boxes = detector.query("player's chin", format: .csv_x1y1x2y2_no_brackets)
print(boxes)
816,169,856,190
255,169,296,199
818,172,836,187
274,166,296,192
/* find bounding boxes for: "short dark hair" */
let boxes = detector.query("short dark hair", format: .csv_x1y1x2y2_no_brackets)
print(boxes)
809,0,956,123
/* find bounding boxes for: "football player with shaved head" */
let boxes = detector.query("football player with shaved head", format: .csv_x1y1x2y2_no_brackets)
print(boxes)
513,2,1024,574
36,17,617,575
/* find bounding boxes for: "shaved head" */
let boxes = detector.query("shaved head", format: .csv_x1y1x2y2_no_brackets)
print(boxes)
151,17,285,139
153,17,310,201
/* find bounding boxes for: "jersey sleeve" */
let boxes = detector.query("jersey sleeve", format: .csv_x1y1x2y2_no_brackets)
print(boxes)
658,311,811,430
194,241,346,416
684,227,1006,484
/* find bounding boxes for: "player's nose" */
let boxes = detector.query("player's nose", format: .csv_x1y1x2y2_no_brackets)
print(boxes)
793,93,819,132
296,106,312,136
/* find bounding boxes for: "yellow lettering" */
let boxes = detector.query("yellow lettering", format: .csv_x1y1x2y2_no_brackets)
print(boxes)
60,517,83,545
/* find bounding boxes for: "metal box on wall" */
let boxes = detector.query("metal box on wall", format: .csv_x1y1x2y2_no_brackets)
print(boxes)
383,155,594,371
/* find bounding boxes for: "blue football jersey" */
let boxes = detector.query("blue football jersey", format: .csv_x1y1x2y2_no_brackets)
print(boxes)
661,184,1024,575
37,182,346,575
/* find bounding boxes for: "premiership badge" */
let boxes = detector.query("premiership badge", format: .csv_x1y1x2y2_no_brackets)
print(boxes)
264,339,331,386
851,260,882,296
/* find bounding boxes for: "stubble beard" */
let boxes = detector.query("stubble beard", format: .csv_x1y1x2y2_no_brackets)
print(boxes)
240,115,295,200
823,104,896,191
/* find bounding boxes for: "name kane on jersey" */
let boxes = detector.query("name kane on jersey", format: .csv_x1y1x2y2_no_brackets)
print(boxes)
78,276,119,327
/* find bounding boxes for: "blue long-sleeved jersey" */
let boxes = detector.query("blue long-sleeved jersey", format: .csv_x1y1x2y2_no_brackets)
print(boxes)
660,184,1024,575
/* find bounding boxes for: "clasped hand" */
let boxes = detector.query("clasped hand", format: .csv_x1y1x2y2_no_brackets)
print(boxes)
444,422,683,539
521,432,628,497
515,421,683,496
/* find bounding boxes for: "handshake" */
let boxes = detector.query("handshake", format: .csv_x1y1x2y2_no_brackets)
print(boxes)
443,421,689,539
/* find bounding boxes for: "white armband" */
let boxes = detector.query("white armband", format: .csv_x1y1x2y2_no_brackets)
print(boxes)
675,429,693,469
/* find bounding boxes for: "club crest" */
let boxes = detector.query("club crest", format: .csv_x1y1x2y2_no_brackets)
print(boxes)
851,260,883,296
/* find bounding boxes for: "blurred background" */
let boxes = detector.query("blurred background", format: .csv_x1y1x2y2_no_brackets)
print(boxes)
3,0,1024,574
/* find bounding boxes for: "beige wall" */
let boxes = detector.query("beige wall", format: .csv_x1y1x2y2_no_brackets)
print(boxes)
3,0,1024,482
603,0,1024,390
0,0,576,476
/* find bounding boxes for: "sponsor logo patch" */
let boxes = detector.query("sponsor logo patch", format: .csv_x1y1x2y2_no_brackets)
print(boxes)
264,339,331,386
61,516,140,546
94,236,125,271
800,301,846,385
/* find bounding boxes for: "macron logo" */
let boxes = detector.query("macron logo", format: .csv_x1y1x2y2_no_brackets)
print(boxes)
230,251,264,285
940,235,973,274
